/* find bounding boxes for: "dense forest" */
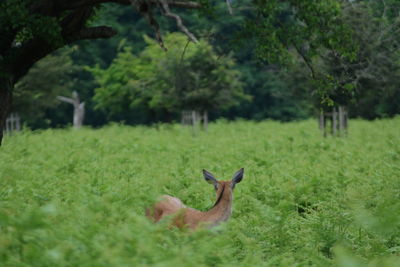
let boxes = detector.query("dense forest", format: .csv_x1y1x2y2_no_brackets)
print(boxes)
8,0,400,129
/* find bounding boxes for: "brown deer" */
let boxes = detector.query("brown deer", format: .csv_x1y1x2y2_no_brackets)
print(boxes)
146,168,244,229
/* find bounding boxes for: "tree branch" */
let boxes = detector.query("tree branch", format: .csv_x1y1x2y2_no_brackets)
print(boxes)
68,26,118,42
132,0,166,50
292,42,317,80
6,0,201,83
63,0,200,10
57,96,77,105
11,40,55,83
226,0,233,15
60,7,97,37
159,0,198,43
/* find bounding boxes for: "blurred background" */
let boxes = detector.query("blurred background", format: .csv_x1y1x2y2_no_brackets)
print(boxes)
9,0,400,130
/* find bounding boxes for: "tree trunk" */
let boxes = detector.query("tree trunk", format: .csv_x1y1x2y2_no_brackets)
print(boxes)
0,77,13,145
57,91,85,129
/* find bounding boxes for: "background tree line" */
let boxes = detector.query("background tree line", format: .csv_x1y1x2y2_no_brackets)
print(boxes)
8,0,400,130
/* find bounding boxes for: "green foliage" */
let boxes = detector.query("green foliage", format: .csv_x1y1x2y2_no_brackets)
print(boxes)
247,0,356,63
67,1,314,126
341,0,400,118
1,118,400,265
12,48,80,128
3,0,398,130
221,64,313,121
91,33,247,120
244,0,357,103
0,0,63,46
284,0,400,115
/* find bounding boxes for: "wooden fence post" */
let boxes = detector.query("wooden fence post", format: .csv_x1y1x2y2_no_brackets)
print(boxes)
332,107,337,136
181,110,209,135
319,106,348,137
319,110,326,137
203,110,208,132
4,113,21,136
191,110,198,136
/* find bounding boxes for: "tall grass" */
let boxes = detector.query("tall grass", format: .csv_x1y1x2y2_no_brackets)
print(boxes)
1,118,399,266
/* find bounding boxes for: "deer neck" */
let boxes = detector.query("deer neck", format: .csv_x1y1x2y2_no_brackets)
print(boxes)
204,184,233,225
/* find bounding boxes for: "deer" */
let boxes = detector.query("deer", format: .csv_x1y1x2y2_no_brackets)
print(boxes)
146,168,244,230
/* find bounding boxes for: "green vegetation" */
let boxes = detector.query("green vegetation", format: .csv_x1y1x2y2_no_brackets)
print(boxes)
90,33,247,122
4,0,399,136
13,48,80,128
1,118,400,266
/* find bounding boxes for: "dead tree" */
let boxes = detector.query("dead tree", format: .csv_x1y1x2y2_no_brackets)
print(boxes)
57,91,85,129
319,106,348,137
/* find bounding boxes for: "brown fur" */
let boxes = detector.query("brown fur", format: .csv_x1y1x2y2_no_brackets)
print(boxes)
146,181,236,229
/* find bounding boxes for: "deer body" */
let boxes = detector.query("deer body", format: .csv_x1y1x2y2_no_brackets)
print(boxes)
146,169,244,229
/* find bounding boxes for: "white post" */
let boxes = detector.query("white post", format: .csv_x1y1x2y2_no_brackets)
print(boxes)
191,110,197,136
339,106,344,136
332,107,338,136
11,114,15,132
3,113,21,136
203,110,208,132
15,114,21,131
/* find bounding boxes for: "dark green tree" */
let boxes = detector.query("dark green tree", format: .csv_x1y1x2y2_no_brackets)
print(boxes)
12,48,79,128
244,0,357,105
338,0,400,118
0,0,201,144
91,33,248,122
0,0,358,144
279,0,400,118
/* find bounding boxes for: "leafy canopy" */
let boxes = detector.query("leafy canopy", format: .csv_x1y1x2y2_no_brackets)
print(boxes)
12,48,79,127
91,33,248,118
244,0,357,105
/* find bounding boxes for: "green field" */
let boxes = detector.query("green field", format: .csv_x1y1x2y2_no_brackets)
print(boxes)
1,118,400,266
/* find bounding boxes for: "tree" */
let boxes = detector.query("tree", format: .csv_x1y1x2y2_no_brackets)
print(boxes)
12,48,79,128
91,33,248,122
337,0,400,118
0,0,201,145
57,91,86,129
244,0,357,105
0,0,357,144
279,0,400,119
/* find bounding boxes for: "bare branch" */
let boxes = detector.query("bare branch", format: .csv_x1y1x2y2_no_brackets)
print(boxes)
156,1,200,9
132,0,167,50
226,0,233,15
180,38,191,63
57,96,76,105
159,0,199,43
63,0,200,10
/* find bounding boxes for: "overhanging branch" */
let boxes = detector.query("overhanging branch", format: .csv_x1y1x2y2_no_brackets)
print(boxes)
159,0,198,43
70,26,118,41
133,0,166,50
62,0,200,49
63,0,200,10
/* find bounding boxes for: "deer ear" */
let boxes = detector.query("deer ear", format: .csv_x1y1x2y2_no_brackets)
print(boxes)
203,169,218,185
232,168,244,186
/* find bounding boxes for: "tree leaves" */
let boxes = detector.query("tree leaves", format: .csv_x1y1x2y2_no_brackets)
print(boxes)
90,33,248,120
